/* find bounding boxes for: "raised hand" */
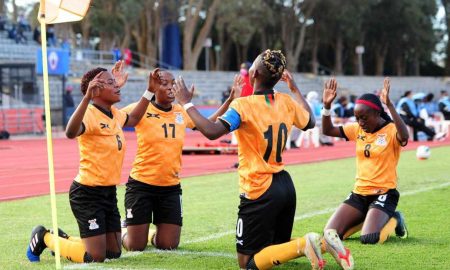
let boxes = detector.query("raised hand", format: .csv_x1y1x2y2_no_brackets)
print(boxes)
85,71,105,100
322,78,337,108
147,68,161,93
229,74,243,101
173,76,194,106
380,77,391,106
280,70,297,92
111,60,129,88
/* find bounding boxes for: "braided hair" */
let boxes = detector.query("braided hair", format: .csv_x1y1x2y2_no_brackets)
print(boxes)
260,49,286,82
80,67,107,95
356,93,392,122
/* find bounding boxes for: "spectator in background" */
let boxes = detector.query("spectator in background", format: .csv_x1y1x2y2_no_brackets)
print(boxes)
47,25,56,46
18,14,31,31
421,93,438,117
15,23,27,44
396,91,436,141
346,94,357,117
123,48,132,66
221,86,232,104
33,26,41,44
0,15,6,31
63,85,75,127
239,62,253,97
113,47,122,62
439,90,450,120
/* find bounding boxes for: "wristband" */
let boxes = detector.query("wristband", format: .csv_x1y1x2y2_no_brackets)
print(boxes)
183,102,195,110
142,91,153,101
322,107,331,116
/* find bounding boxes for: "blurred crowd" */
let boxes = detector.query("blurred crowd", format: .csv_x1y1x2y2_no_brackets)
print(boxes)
222,65,450,147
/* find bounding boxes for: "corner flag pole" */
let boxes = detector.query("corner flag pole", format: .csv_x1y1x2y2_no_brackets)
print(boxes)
38,0,61,268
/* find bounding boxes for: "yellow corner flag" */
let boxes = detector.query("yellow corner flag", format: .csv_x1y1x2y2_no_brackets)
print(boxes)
38,1,91,269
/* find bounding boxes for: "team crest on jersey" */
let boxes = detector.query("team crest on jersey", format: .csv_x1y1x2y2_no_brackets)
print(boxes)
375,134,387,146
88,219,99,230
175,112,184,124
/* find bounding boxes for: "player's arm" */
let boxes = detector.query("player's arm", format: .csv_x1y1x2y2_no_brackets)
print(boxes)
281,70,315,129
66,72,104,138
173,76,229,140
124,68,160,127
380,78,409,145
322,78,342,137
208,75,243,121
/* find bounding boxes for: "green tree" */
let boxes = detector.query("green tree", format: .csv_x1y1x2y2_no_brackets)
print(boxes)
181,0,220,70
215,0,272,69
440,0,450,75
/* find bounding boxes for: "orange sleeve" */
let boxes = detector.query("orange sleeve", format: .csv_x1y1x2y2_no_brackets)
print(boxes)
291,97,311,130
82,110,95,135
183,109,196,129
120,103,137,114
342,122,359,141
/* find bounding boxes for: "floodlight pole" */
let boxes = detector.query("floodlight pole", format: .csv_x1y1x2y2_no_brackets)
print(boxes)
39,0,62,268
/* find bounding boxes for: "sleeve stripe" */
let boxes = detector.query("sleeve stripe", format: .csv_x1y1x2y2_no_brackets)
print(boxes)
123,114,129,127
218,118,231,131
339,126,349,141
301,115,314,131
218,108,241,132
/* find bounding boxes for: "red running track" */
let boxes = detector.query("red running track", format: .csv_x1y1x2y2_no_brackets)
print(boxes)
0,131,449,201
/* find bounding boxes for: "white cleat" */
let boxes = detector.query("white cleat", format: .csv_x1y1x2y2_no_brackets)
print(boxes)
303,232,326,270
323,229,354,270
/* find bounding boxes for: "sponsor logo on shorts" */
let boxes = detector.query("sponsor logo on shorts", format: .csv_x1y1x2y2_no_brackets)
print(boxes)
236,239,244,246
88,219,99,230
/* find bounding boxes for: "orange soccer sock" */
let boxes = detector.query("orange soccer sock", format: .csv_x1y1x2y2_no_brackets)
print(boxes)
148,228,156,245
44,232,89,263
343,223,363,240
253,238,306,270
378,217,397,244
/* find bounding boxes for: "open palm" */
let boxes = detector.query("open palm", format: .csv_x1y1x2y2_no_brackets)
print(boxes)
323,78,337,107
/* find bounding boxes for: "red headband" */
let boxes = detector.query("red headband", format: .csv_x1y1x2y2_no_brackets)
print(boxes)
356,99,381,111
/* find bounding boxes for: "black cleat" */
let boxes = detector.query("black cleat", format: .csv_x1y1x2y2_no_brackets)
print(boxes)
394,211,408,239
26,225,48,262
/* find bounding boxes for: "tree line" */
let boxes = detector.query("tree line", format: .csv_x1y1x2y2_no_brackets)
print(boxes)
5,0,449,75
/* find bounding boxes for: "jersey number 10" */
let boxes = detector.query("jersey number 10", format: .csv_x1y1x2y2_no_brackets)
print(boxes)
263,123,288,162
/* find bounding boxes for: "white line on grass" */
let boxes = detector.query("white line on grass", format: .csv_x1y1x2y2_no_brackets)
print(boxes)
63,182,449,270
64,250,235,270
184,182,450,245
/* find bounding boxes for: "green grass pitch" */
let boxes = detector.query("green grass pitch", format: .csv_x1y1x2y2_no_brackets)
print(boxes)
0,146,449,269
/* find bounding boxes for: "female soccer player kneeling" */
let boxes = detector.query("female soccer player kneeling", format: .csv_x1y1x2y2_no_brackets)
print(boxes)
321,78,409,245
27,61,157,263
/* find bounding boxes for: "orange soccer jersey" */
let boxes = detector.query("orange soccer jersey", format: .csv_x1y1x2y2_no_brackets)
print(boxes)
342,122,402,195
121,102,195,186
219,91,311,199
75,104,128,187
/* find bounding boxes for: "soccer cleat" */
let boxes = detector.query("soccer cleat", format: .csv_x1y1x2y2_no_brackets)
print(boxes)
394,211,408,239
26,225,48,262
323,229,354,270
303,233,326,270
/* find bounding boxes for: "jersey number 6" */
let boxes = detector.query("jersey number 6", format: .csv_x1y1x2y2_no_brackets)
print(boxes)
263,123,288,162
